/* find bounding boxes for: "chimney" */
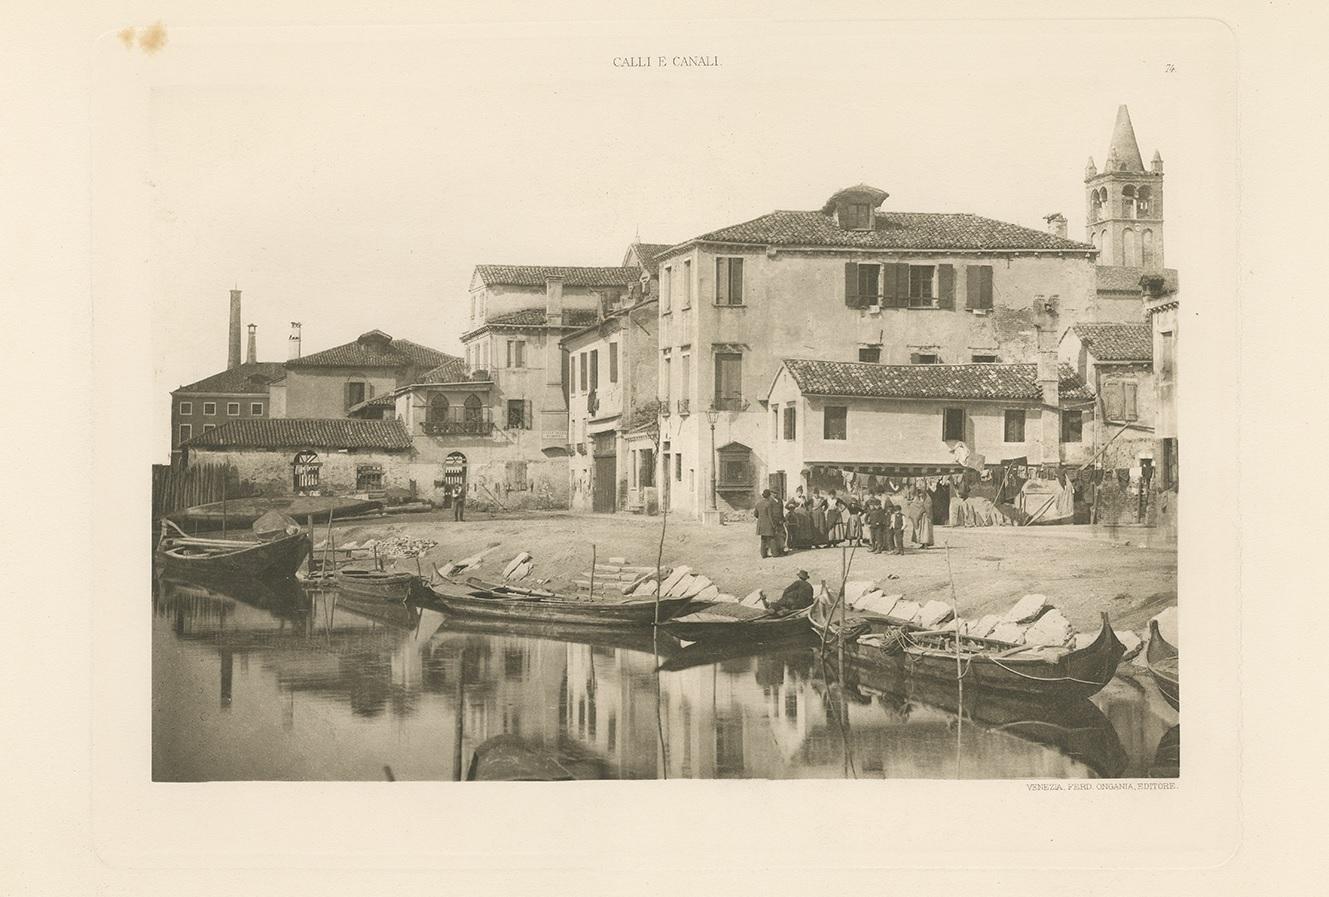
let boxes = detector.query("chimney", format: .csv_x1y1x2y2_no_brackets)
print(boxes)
1043,213,1068,239
228,288,243,369
288,322,302,360
1032,332,1062,465
545,275,564,328
246,324,257,364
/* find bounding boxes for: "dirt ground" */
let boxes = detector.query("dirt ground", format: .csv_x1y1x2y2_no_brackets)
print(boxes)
326,508,1176,636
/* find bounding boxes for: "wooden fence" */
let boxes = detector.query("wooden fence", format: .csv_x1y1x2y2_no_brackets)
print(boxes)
151,461,256,521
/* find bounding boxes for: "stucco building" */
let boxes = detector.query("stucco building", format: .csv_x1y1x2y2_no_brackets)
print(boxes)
281,329,458,419
648,179,1132,520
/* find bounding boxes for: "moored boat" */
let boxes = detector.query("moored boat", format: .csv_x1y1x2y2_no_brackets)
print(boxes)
661,601,813,643
155,524,311,581
1146,619,1180,711
465,735,609,781
810,599,1125,704
335,568,417,601
413,578,692,627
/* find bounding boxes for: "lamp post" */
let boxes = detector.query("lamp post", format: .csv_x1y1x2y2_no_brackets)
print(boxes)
704,406,720,511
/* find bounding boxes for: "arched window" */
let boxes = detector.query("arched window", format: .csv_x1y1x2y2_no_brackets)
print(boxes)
1091,231,1099,249
427,394,449,423
1142,229,1154,267
1122,185,1137,220
463,394,483,422
1090,190,1104,222
1100,230,1112,265
1136,186,1152,216
293,450,321,492
1122,228,1137,267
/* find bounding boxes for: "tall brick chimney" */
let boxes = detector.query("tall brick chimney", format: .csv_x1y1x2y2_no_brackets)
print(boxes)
288,322,302,360
246,324,257,364
228,288,243,369
542,275,568,448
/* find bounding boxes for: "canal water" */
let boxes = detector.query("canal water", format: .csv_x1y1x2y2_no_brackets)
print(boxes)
152,576,1179,781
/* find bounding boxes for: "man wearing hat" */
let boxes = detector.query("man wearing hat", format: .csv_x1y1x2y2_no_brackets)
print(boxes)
764,570,815,615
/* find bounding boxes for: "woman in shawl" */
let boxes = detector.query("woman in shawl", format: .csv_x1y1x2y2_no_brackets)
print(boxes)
809,498,828,548
915,490,935,547
844,499,863,545
825,499,844,546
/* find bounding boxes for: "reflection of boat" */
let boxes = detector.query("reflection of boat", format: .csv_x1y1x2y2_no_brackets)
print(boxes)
826,650,1130,778
1146,620,1180,711
658,628,818,672
465,735,609,781
1148,725,1180,778
414,579,691,627
336,568,416,601
331,592,421,631
811,600,1125,703
155,522,310,581
661,602,813,642
156,571,307,617
428,612,677,658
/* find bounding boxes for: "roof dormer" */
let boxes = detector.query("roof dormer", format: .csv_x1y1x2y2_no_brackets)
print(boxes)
356,329,394,352
822,184,890,231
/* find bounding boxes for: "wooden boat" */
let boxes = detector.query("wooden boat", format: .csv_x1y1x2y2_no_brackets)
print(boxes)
155,528,311,580
413,579,692,628
335,568,417,601
810,599,1125,703
465,735,608,781
661,601,814,643
1146,619,1180,711
168,495,382,530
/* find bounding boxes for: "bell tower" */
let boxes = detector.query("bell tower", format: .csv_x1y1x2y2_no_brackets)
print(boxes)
1084,105,1165,269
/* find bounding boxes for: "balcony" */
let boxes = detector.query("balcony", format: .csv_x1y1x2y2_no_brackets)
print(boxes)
422,407,494,437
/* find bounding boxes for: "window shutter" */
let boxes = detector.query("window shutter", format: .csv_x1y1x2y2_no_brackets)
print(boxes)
524,399,533,429
938,264,955,309
1103,382,1124,420
731,258,743,304
1124,382,1138,420
844,262,860,308
344,382,353,408
368,383,375,398
881,263,899,307
980,265,994,309
893,263,911,307
716,258,729,304
965,265,981,309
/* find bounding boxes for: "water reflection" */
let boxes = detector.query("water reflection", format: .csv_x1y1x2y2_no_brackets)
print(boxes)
152,576,1178,781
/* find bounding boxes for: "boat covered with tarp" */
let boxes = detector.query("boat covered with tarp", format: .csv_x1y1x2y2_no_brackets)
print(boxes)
810,598,1124,703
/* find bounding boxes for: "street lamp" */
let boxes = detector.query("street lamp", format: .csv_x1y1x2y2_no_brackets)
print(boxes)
704,405,720,511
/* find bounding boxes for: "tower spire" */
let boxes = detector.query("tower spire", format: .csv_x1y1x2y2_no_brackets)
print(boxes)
1107,104,1145,173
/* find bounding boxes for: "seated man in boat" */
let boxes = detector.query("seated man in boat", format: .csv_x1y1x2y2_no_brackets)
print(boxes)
764,570,815,616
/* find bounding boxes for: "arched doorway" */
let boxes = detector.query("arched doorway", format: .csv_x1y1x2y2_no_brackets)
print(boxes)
442,451,467,507
292,450,321,493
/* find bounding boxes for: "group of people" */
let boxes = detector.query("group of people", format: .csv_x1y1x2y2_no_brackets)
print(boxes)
753,485,935,559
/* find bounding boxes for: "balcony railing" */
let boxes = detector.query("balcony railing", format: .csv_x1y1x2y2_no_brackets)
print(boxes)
423,408,494,437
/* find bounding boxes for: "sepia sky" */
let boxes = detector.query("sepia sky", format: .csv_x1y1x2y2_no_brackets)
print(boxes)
136,19,1234,444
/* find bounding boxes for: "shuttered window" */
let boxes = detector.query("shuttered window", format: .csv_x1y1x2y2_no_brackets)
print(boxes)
965,265,994,309
506,399,533,429
714,352,743,411
858,345,881,363
908,267,935,306
1004,409,1026,443
590,350,599,390
942,408,965,441
715,257,745,305
824,406,847,440
1061,410,1084,443
1103,381,1138,421
782,404,796,440
579,353,588,394
609,342,619,382
938,264,956,309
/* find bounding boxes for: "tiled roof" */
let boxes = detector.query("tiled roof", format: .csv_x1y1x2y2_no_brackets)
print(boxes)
174,362,287,395
287,330,455,369
1071,322,1153,362
475,308,602,330
627,243,673,276
474,265,642,288
347,393,398,413
781,359,1094,402
1095,265,1179,293
418,358,470,384
666,210,1094,254
183,418,413,450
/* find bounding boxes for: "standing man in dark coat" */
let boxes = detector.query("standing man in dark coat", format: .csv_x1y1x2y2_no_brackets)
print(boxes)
753,489,784,558
452,483,466,521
